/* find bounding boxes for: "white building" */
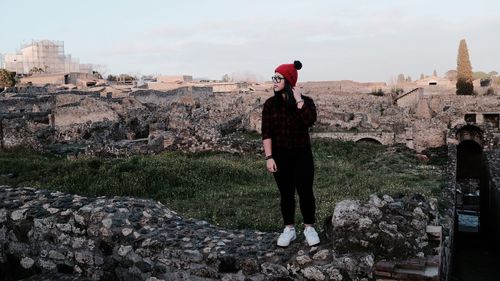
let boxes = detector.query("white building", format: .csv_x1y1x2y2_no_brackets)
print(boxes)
3,40,93,74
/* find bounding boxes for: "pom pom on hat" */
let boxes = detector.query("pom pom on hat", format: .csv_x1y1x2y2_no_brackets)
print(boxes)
275,60,302,87
294,60,302,70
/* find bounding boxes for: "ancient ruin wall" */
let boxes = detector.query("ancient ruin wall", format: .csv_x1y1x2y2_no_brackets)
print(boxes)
3,85,500,154
0,186,444,281
486,149,500,252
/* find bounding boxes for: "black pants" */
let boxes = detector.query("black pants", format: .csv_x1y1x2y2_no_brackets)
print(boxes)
273,147,316,225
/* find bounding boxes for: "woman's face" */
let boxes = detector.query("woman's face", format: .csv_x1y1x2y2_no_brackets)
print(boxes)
273,72,286,92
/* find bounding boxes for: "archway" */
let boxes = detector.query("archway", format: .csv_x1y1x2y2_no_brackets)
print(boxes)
452,125,500,280
456,140,482,179
455,125,485,233
355,137,382,145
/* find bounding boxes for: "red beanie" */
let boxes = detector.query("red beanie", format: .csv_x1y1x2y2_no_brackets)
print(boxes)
275,60,302,87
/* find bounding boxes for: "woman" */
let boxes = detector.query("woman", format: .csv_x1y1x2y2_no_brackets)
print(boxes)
261,60,319,247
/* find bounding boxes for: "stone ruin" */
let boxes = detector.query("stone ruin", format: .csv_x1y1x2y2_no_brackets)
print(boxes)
0,85,262,156
1,80,500,157
1,186,446,281
2,80,500,280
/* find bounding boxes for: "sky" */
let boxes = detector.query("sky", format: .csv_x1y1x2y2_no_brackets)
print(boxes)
1,0,499,82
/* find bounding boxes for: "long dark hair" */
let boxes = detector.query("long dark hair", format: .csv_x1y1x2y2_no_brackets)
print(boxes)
273,79,296,114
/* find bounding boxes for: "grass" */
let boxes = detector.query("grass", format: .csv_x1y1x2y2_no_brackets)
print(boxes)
0,139,446,232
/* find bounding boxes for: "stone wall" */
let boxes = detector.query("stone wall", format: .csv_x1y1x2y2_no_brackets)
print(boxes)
130,89,188,106
20,74,66,86
486,149,500,252
53,97,120,127
306,91,500,152
3,85,500,155
209,83,245,94
440,144,457,281
0,92,56,150
2,86,50,95
0,86,258,155
311,132,395,145
396,88,423,108
0,186,444,281
1,112,52,149
0,94,54,114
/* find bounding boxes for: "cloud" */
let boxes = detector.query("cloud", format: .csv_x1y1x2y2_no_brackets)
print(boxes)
89,4,500,81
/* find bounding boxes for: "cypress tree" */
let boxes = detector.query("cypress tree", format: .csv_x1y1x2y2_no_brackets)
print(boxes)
456,39,474,95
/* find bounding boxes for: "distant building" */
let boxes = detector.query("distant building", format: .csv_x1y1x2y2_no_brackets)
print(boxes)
210,82,247,93
3,40,93,74
416,76,452,87
20,72,97,87
147,75,193,90
157,75,193,83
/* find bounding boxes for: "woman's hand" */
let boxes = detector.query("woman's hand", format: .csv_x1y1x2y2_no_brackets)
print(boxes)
292,87,302,101
293,87,304,108
266,158,277,173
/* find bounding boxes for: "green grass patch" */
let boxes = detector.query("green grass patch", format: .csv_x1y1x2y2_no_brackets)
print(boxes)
0,139,445,232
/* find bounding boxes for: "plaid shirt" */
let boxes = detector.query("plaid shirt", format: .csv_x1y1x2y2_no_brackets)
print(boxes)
261,95,317,149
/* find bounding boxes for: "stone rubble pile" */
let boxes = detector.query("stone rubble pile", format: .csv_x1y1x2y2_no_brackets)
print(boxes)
330,194,439,259
0,186,443,281
3,83,500,156
1,89,262,156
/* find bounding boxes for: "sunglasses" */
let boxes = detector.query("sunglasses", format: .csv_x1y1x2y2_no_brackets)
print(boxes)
271,76,285,83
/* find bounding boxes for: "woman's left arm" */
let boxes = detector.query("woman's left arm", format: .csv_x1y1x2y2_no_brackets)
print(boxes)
292,88,317,127
293,97,317,128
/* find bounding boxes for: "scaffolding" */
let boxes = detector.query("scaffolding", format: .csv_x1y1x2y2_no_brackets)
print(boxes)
4,40,93,74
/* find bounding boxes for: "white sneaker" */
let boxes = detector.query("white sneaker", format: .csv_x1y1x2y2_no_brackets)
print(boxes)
277,227,296,247
304,226,320,246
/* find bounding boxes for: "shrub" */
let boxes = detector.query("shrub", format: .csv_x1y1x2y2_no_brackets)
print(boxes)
370,89,385,96
391,88,404,95
480,78,491,87
0,69,16,88
29,67,44,75
485,87,496,96
456,79,474,95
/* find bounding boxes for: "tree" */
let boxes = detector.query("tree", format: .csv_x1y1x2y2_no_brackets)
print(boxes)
117,74,136,84
397,73,406,84
420,73,425,80
222,74,232,82
433,69,438,77
456,39,474,95
29,67,44,75
0,69,16,88
92,70,103,79
472,71,489,80
488,71,498,77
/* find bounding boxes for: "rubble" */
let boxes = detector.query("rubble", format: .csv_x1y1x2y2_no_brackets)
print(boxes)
2,81,500,155
0,186,444,280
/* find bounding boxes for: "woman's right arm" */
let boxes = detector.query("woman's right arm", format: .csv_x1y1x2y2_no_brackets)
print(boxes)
262,101,277,172
263,138,277,172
